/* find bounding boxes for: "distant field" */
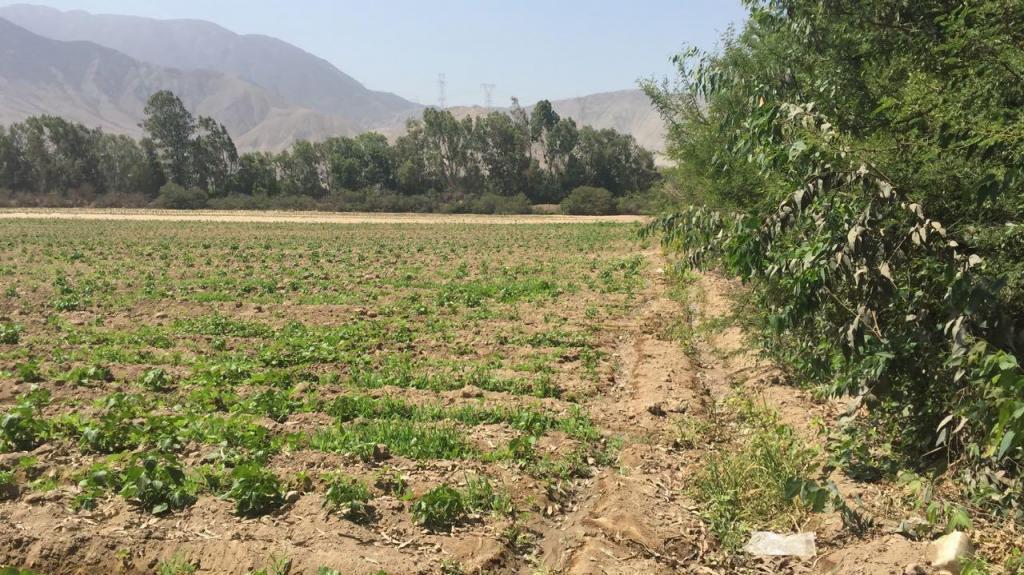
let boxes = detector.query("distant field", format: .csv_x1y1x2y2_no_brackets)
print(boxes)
0,208,648,225
0,218,650,574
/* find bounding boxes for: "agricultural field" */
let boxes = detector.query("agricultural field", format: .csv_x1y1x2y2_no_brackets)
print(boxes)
0,218,655,574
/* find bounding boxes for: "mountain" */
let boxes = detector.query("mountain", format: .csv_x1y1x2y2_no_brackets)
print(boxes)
0,17,354,149
0,4,665,155
0,3,422,129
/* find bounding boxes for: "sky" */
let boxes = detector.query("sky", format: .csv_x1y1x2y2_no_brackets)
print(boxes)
7,0,748,106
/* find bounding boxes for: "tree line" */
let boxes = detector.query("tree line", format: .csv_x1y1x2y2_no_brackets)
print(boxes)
0,91,659,214
644,0,1024,505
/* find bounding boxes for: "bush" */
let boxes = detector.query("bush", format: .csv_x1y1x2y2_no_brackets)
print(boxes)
467,193,533,215
152,183,208,210
560,186,617,216
643,0,1024,504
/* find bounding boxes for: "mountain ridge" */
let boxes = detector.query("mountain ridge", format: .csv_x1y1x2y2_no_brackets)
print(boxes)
0,4,665,153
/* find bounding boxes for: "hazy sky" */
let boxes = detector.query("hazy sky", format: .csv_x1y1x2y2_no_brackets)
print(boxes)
8,1,748,106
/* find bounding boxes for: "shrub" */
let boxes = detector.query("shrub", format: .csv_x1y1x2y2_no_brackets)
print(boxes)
152,183,208,210
643,0,1024,505
467,193,532,215
560,186,616,216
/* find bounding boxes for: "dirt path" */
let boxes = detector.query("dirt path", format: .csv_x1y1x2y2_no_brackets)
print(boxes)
534,253,926,574
533,251,708,574
0,208,647,225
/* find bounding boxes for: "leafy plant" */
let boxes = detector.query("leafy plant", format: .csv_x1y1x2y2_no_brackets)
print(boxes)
0,322,20,345
411,485,467,530
0,389,50,452
322,473,372,522
226,464,283,517
119,453,196,515
139,368,173,391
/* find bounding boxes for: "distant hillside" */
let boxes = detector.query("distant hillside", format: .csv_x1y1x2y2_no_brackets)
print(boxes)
0,3,422,129
0,17,354,150
0,4,666,155
548,90,666,154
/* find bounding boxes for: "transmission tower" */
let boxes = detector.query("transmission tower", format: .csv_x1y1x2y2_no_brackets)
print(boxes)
481,83,496,108
438,73,448,109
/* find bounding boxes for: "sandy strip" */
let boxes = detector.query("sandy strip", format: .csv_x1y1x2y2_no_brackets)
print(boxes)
0,208,648,225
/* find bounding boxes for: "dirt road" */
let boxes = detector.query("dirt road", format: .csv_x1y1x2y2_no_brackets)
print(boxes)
0,208,648,225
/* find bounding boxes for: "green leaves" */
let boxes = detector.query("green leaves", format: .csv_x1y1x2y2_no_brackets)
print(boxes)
118,454,195,515
646,0,1024,506
226,464,283,517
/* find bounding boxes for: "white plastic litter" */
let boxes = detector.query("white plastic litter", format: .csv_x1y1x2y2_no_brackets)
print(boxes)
743,531,817,559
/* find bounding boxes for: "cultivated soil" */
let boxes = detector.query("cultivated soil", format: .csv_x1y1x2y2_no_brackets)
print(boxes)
0,215,1014,574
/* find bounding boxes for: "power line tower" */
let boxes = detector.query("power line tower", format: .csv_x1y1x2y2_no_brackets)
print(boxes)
438,73,447,109
481,83,496,108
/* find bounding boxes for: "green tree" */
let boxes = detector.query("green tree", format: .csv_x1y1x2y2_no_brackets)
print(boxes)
141,91,196,187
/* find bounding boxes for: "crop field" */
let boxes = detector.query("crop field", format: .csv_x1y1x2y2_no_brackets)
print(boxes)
0,218,652,574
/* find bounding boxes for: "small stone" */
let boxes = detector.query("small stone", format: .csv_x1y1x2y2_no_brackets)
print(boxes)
647,403,667,417
460,385,484,399
927,531,972,574
154,312,168,319
904,563,928,575
372,443,391,461
367,310,378,318
284,490,300,504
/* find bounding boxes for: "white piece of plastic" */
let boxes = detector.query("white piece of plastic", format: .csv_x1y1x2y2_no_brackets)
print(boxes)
743,531,817,559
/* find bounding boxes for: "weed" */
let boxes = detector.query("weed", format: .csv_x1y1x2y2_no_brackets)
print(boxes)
462,474,514,516
690,397,819,549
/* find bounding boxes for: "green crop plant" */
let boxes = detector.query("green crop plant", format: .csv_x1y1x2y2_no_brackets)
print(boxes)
226,464,283,517
322,473,372,522
412,485,467,530
119,453,196,515
0,323,20,345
